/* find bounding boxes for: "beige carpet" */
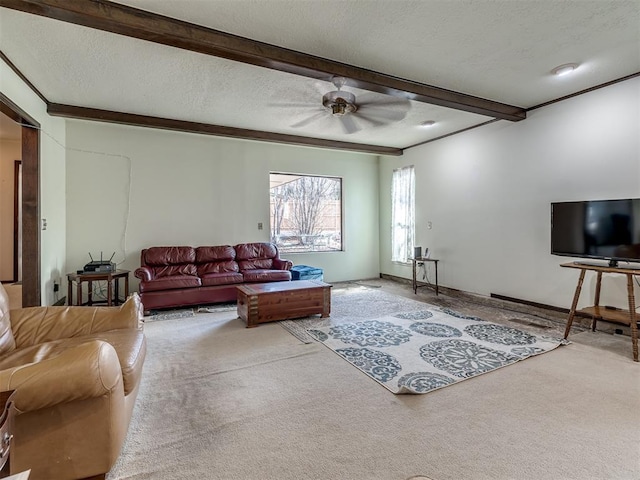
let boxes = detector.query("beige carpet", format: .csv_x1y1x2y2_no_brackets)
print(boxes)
108,286,640,480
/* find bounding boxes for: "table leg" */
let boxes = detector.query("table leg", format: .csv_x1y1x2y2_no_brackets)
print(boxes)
67,278,73,306
626,274,638,362
412,259,417,294
564,269,586,339
88,280,93,306
124,275,129,301
435,261,439,296
76,280,82,306
114,278,120,305
107,279,113,306
592,272,602,331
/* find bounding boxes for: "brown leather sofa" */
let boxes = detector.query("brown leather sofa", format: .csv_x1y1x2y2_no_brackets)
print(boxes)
0,282,146,480
134,242,293,311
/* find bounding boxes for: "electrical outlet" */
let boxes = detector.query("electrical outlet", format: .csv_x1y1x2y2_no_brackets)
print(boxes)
53,282,59,292
258,222,263,230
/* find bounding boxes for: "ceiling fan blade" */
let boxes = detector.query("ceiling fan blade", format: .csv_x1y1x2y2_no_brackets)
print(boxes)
268,101,319,109
356,93,412,109
353,113,387,127
356,105,409,122
290,111,327,128
339,115,360,134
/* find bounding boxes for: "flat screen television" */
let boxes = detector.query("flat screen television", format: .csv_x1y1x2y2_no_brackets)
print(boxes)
551,198,640,267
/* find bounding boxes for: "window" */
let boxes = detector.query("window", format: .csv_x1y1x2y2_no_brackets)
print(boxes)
391,165,415,263
270,173,342,253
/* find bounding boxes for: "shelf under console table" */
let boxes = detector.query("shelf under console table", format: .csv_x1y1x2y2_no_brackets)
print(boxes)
561,262,639,362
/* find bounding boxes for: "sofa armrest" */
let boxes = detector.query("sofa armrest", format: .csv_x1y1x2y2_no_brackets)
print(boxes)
134,266,154,282
10,294,143,349
273,258,293,270
0,340,122,414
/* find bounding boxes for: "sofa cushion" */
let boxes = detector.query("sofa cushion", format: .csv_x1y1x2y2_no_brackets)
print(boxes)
235,242,277,261
242,270,292,283
200,272,244,287
153,264,198,278
139,275,201,293
197,261,239,276
196,245,235,263
144,246,196,266
238,258,274,270
0,329,145,396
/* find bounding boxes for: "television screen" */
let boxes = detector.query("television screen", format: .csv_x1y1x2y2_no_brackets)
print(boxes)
551,198,640,265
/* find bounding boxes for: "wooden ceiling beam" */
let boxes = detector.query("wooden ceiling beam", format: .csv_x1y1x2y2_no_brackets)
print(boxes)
0,0,527,121
47,103,404,156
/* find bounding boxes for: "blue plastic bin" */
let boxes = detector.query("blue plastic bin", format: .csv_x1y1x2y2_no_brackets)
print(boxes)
291,265,324,281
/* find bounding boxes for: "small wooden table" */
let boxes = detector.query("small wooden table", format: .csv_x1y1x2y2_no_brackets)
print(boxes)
237,280,332,328
67,270,130,307
411,257,439,296
562,262,639,362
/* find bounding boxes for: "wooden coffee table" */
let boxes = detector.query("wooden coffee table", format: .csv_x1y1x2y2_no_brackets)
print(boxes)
237,280,331,328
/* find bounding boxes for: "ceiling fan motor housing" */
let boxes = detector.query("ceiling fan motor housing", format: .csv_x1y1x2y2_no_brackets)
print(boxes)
323,90,357,116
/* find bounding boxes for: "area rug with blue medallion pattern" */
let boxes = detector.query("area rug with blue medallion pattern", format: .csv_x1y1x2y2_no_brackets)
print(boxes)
307,308,569,394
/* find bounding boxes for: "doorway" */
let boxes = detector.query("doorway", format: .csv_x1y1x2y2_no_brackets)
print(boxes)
0,93,40,306
0,113,21,283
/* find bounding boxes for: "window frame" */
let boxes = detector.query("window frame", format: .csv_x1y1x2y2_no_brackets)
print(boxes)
269,172,344,254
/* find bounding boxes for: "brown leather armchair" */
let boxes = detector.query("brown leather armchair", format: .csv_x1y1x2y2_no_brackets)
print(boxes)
0,282,146,480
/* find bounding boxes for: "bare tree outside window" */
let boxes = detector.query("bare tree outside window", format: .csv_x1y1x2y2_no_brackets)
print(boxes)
270,173,342,253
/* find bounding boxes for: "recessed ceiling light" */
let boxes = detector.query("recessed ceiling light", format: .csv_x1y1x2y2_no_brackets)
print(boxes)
551,63,579,77
420,120,436,128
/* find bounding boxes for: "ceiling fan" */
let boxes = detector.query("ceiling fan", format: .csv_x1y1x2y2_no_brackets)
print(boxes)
275,76,411,134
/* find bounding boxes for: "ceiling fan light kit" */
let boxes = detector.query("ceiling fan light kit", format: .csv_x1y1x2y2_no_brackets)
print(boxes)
323,90,357,116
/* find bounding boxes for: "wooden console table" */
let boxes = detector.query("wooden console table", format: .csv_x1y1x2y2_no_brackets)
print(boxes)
67,270,130,307
561,262,639,362
411,257,439,296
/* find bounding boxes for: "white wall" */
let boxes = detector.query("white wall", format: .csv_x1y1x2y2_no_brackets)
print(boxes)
0,58,66,305
65,121,380,287
380,77,640,310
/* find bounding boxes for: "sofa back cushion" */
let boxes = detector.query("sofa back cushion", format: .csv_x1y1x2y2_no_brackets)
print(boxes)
0,284,17,356
142,246,197,278
235,243,277,270
195,246,239,276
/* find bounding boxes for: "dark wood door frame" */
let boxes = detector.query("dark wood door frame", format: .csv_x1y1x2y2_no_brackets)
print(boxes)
0,92,40,306
13,160,21,282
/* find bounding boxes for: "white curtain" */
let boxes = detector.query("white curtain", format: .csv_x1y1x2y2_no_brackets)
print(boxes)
391,165,415,263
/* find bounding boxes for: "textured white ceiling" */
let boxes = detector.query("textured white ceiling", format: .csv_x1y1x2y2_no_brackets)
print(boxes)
0,0,638,149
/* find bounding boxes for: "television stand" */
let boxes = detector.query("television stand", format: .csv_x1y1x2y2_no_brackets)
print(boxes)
561,262,639,362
